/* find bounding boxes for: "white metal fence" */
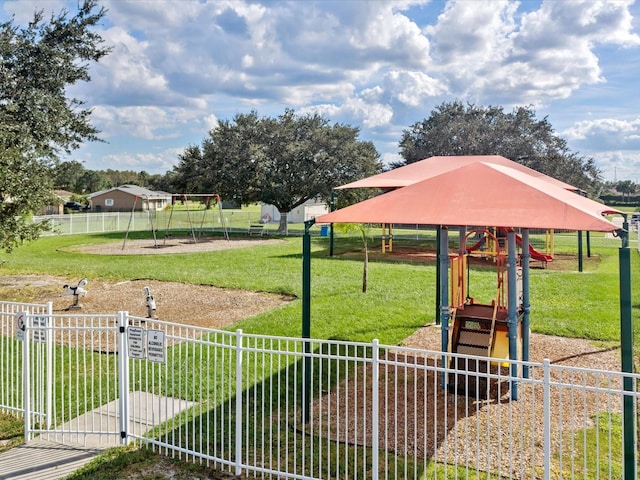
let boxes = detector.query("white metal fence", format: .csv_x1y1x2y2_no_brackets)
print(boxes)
31,211,254,237
1,303,639,479
0,301,52,420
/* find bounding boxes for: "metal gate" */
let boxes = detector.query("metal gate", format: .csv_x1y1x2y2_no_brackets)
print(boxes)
21,312,202,452
22,311,125,447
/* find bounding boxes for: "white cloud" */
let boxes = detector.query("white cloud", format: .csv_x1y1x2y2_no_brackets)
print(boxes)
382,70,447,107
4,0,639,179
590,151,640,182
99,147,184,173
563,118,640,149
91,105,200,140
421,0,640,106
203,114,219,132
563,116,640,180
305,95,394,129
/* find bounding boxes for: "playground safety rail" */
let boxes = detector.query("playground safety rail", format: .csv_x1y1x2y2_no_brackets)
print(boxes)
1,302,638,479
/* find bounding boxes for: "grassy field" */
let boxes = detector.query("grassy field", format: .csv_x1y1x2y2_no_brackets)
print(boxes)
1,230,638,342
0,229,638,478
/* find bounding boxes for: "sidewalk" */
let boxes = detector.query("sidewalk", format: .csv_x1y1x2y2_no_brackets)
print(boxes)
0,392,194,480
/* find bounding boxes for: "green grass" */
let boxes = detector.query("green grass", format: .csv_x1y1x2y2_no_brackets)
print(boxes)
1,230,638,478
554,413,625,479
0,412,23,453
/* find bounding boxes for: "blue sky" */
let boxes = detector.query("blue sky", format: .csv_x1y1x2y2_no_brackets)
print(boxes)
3,0,640,183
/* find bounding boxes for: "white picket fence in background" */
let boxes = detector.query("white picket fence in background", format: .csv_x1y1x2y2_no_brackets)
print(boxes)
31,211,255,236
1,301,638,479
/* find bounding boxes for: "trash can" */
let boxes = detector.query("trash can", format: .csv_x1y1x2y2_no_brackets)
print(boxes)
320,225,329,237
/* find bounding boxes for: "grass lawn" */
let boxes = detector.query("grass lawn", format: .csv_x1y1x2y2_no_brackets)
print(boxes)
0,229,638,478
1,230,638,343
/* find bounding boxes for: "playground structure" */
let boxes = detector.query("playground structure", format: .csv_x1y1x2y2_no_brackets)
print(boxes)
444,226,554,396
122,193,229,250
381,223,393,252
379,223,554,266
446,229,524,395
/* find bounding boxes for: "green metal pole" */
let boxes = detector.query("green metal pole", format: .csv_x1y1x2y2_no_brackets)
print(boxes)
507,231,518,401
435,227,441,325
329,190,335,257
521,229,531,379
617,219,635,480
577,230,583,272
302,220,314,423
586,231,591,258
439,226,449,388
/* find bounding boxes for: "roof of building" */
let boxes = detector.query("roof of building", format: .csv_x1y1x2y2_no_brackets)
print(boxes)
87,185,172,200
317,162,619,232
336,155,579,192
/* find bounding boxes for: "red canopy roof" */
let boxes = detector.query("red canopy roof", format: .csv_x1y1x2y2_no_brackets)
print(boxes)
337,155,579,192
317,162,619,232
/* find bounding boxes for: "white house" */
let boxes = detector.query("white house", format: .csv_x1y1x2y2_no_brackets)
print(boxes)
260,198,328,223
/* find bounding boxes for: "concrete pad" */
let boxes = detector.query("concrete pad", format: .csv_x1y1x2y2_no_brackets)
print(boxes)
0,392,195,480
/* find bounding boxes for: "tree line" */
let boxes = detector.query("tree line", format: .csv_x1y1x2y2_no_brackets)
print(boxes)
2,1,636,251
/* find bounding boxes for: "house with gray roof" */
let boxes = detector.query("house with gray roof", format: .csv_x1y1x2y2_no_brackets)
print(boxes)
87,185,172,212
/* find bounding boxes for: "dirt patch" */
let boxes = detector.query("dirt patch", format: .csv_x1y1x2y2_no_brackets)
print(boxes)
0,237,293,329
0,275,293,329
68,236,285,256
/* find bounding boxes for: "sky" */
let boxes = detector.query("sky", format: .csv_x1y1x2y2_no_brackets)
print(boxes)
3,0,640,183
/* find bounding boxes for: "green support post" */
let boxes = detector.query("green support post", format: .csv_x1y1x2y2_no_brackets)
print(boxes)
617,219,635,480
302,219,314,424
329,190,335,257
507,231,518,401
521,229,531,379
439,226,449,388
435,227,441,325
578,230,583,272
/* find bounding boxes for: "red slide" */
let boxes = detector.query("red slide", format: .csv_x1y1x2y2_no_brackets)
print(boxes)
465,237,486,252
514,233,553,262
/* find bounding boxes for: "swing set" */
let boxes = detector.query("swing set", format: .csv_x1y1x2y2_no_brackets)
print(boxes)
122,193,229,250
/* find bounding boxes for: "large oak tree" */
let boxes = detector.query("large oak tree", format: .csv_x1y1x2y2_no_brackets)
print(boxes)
398,101,602,194
173,109,383,231
0,0,108,251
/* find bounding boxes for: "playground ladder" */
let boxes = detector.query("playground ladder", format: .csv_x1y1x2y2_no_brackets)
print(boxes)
454,299,499,358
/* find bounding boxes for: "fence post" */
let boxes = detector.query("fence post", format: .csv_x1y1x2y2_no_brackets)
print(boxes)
45,302,53,430
118,311,130,445
235,329,243,477
22,314,31,443
543,359,551,480
371,339,379,480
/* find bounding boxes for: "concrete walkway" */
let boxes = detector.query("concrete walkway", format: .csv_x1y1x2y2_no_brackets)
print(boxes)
0,392,194,480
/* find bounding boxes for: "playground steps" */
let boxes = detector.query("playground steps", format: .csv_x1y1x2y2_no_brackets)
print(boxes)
449,307,506,399
456,328,492,356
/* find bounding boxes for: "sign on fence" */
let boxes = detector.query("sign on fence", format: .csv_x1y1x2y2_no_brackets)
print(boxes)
146,330,165,363
126,326,165,362
15,312,49,343
32,316,49,343
16,311,25,341
127,326,145,359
